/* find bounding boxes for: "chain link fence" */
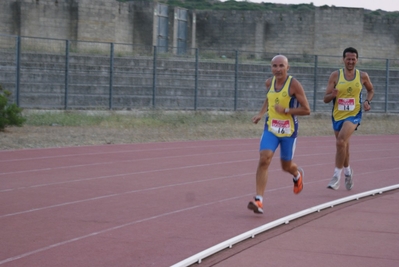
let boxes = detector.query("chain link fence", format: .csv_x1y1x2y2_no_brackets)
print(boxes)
0,34,398,113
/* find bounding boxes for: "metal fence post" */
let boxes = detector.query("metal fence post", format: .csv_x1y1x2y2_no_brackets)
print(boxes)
194,48,199,110
313,55,318,112
385,59,389,113
109,43,114,110
152,46,157,108
234,50,238,111
64,40,69,110
15,36,21,106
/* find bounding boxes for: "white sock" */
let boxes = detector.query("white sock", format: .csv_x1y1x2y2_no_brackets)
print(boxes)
255,195,263,203
344,166,351,176
293,172,300,181
334,168,342,179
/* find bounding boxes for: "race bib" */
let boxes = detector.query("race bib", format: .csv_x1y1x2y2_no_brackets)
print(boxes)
338,98,355,111
271,119,291,135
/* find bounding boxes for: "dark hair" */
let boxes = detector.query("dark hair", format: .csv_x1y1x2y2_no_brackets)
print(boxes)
343,47,358,59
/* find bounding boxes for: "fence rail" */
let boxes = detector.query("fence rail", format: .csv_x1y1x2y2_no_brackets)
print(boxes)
1,34,398,113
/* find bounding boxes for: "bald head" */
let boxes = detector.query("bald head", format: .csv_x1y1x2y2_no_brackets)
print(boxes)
270,55,290,79
271,55,288,65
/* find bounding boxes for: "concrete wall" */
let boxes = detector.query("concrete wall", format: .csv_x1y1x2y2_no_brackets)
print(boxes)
1,49,398,112
0,0,20,36
0,1,398,58
313,7,364,56
132,0,155,48
195,9,317,54
0,0,137,43
18,0,75,40
362,14,399,58
194,7,399,58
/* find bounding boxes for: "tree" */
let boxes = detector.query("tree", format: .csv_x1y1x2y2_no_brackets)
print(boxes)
0,84,26,131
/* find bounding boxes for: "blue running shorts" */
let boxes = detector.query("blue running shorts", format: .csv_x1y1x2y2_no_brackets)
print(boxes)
332,112,362,132
259,128,297,161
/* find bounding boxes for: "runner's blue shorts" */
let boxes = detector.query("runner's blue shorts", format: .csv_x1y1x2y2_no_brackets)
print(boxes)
259,128,297,161
332,112,362,132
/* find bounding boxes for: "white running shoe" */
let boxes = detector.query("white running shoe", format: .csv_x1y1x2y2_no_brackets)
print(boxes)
327,175,340,190
345,168,354,190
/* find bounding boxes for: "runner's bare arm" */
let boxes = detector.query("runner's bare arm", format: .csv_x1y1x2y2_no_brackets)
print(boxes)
275,78,310,115
252,78,271,124
290,78,310,115
361,71,374,111
324,71,339,103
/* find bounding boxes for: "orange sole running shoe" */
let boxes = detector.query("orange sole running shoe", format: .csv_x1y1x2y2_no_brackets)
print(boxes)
247,198,263,214
293,167,304,194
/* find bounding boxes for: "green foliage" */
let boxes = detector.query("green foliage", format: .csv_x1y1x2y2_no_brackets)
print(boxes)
384,12,399,18
0,84,26,131
366,10,399,19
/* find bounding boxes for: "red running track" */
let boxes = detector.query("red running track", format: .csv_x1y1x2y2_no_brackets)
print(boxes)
0,135,398,267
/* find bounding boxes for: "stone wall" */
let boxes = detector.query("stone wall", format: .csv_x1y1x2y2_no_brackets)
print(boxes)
194,7,399,58
1,50,398,112
198,8,316,55
0,0,398,58
362,14,399,58
132,1,156,48
313,7,364,56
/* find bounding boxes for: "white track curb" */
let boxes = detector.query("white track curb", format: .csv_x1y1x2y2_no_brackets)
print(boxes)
171,184,399,267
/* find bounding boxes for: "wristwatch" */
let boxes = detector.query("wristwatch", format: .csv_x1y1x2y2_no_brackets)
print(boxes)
365,100,371,105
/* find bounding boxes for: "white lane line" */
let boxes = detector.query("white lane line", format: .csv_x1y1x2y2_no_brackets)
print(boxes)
0,192,257,265
0,157,257,193
0,172,256,218
0,141,258,163
2,165,399,219
2,183,398,266
0,149,256,176
1,153,398,193
0,134,395,163
1,145,397,177
171,184,399,267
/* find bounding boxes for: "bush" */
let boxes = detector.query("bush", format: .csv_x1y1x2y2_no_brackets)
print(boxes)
0,84,26,131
